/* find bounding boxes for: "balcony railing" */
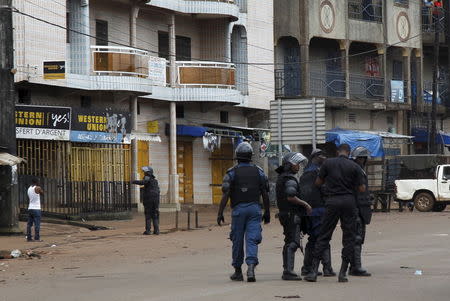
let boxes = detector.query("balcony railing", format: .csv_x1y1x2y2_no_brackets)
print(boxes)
275,69,301,97
174,61,236,88
348,0,382,23
422,7,445,32
91,46,149,77
423,80,449,105
310,71,346,98
349,74,384,101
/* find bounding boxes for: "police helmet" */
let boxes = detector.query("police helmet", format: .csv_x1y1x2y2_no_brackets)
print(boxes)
282,152,308,167
235,142,253,161
351,146,371,159
310,148,324,159
141,166,154,175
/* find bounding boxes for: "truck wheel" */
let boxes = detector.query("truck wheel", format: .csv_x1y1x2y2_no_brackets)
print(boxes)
433,203,447,212
414,192,435,212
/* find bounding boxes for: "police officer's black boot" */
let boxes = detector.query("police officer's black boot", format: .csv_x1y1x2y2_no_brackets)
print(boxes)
304,258,320,282
301,244,313,276
152,216,160,235
230,267,244,281
338,260,350,283
282,248,302,281
143,217,151,235
247,264,256,282
322,248,336,277
349,245,371,276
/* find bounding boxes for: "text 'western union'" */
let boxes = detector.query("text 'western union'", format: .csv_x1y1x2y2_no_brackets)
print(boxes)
77,115,107,131
15,111,45,126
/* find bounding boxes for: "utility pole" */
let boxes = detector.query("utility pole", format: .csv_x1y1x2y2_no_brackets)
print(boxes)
430,7,441,154
0,0,20,234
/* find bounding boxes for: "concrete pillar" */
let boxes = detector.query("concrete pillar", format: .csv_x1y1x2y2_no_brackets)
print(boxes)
340,40,350,99
168,14,180,209
129,3,141,210
300,44,310,96
378,47,388,102
402,48,412,104
415,49,424,112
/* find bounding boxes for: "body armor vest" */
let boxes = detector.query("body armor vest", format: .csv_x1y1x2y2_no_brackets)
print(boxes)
230,165,261,208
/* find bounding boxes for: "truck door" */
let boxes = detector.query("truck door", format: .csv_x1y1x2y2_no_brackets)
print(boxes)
437,165,450,200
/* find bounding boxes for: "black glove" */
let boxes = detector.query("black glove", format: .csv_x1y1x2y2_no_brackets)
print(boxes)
263,210,270,224
217,214,225,226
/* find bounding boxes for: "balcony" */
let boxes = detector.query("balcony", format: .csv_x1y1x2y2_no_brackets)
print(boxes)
423,80,449,106
349,74,384,101
147,0,240,20
348,0,383,23
422,6,445,33
310,71,346,98
91,46,149,77
150,61,243,103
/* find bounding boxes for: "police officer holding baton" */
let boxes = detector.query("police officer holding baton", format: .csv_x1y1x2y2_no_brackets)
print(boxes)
217,142,270,282
350,146,372,277
304,144,366,283
276,152,311,281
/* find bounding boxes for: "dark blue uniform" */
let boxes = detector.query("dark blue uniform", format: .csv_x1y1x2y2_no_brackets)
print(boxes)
225,162,268,267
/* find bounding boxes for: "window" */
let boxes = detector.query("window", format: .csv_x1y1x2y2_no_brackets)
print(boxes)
95,19,108,46
220,111,229,124
348,0,383,23
158,32,191,61
348,112,357,123
18,89,31,104
176,105,184,118
443,166,450,179
392,60,403,80
387,115,394,125
80,96,92,108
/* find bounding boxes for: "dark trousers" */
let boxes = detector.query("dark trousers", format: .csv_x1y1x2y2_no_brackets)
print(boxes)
313,196,357,263
26,209,41,241
144,204,159,233
355,210,366,246
279,211,302,271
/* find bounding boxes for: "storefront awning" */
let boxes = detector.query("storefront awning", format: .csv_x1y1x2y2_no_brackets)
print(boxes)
0,153,26,166
130,133,162,143
411,128,450,145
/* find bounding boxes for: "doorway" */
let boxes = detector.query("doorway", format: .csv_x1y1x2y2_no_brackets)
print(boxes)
211,143,235,204
177,141,194,203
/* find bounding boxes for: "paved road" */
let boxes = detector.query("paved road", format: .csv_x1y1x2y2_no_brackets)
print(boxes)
1,211,450,301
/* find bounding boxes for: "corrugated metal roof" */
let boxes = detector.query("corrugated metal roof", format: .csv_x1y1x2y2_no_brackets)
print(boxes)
0,153,26,166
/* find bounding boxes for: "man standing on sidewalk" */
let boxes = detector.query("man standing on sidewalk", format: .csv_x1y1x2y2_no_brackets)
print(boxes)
26,178,43,242
132,166,160,235
304,144,366,283
217,142,270,283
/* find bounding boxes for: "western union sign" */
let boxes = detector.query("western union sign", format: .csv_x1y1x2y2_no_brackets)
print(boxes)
43,61,65,79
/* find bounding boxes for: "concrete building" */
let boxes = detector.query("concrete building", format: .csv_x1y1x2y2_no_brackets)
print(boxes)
11,0,274,215
273,0,434,155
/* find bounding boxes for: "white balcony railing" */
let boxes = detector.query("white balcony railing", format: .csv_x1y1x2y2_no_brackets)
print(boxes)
174,61,236,89
91,46,149,78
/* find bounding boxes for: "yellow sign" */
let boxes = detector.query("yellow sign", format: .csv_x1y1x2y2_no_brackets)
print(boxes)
147,121,159,134
43,61,65,80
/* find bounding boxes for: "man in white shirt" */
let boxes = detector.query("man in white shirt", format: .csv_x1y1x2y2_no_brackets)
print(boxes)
26,178,44,242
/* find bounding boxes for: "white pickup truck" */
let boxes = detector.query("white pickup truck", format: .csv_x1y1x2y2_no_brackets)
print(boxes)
395,164,450,212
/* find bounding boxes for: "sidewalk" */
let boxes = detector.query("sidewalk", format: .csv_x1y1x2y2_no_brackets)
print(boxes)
0,206,224,254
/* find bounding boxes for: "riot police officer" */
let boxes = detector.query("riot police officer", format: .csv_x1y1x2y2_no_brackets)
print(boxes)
300,149,336,277
217,142,270,282
276,152,312,281
304,144,366,283
132,166,160,235
350,146,372,277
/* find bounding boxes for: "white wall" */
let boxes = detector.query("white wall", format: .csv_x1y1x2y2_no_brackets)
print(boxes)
13,0,67,82
246,0,274,110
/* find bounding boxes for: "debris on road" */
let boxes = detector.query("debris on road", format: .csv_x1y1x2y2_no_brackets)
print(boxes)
25,250,42,259
275,295,301,299
10,249,22,258
51,244,57,248
415,270,423,276
400,266,413,269
75,275,104,279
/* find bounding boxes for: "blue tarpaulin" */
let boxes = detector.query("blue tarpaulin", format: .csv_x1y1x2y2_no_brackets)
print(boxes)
411,128,450,145
326,128,384,157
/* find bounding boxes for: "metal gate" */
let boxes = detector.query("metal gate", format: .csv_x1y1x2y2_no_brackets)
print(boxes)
17,140,131,217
